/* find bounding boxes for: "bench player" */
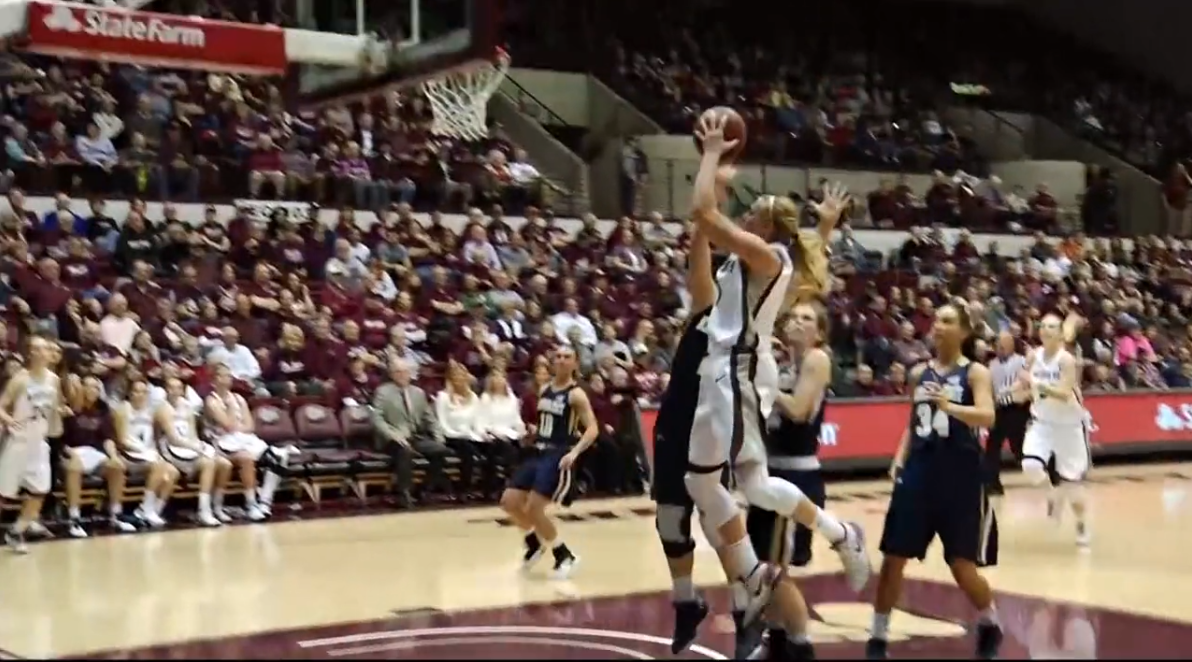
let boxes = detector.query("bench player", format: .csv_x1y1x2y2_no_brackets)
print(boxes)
0,337,61,554
500,346,598,579
159,375,233,527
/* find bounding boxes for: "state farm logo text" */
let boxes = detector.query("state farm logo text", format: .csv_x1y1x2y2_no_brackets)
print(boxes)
43,4,206,48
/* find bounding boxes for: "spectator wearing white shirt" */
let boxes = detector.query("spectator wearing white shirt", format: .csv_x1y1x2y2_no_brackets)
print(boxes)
93,97,125,141
460,224,503,270
76,121,118,192
207,327,265,393
551,297,598,347
99,293,141,353
473,371,526,496
435,362,482,496
324,238,367,284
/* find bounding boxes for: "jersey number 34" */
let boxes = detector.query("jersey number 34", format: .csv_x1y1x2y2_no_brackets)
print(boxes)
914,403,950,438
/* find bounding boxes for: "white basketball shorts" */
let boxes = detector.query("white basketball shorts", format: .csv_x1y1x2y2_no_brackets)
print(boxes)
0,435,51,498
68,446,110,475
161,441,216,477
1023,418,1091,481
214,432,269,460
688,350,776,470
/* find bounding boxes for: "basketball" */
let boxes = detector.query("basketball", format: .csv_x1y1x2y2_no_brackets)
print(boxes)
694,106,747,162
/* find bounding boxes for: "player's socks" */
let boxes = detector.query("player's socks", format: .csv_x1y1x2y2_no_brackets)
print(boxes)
673,575,697,603
670,597,708,654
4,527,28,554
814,509,847,544
260,471,281,507
871,611,891,640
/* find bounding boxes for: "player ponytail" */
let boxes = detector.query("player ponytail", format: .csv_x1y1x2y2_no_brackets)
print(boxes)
750,194,828,308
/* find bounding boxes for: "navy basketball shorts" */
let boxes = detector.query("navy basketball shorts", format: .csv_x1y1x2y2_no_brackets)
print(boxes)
510,446,577,506
746,467,826,567
878,449,999,567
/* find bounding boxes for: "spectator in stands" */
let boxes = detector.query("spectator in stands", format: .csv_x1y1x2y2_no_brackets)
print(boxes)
469,371,523,496
335,141,376,210
248,134,286,199
461,224,502,270
120,132,159,198
435,361,483,496
75,122,118,193
208,327,264,394
372,359,453,500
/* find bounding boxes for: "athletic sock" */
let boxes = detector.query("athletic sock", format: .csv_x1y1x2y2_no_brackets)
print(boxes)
109,502,122,518
11,519,29,534
724,538,766,591
140,492,157,514
213,490,225,511
979,606,1000,627
816,509,848,545
155,496,170,516
788,631,811,644
871,612,891,640
198,493,212,516
245,490,259,509
260,471,281,505
673,576,697,603
68,506,81,520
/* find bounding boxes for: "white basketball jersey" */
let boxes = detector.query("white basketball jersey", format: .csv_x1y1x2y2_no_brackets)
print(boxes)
12,371,57,442
169,399,196,442
1029,347,1084,424
123,401,156,451
703,245,793,353
207,391,247,436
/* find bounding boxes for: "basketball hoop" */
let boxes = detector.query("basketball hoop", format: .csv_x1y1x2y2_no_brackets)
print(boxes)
421,48,510,141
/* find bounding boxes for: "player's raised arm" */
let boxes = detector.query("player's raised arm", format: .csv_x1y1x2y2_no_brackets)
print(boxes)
810,182,852,244
691,114,781,279
938,363,996,428
774,348,831,422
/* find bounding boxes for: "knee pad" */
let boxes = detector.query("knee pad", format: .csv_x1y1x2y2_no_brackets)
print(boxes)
685,470,738,531
655,504,696,559
1021,457,1049,486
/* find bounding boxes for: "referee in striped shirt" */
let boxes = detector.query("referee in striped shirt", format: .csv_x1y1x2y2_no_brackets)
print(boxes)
985,331,1030,495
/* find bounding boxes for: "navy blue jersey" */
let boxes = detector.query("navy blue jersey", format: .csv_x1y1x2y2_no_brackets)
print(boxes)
908,361,981,455
654,307,710,441
536,382,578,448
768,355,826,458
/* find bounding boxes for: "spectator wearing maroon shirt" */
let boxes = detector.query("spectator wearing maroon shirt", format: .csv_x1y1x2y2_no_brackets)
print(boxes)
265,324,322,397
1165,163,1192,236
320,264,364,318
16,257,72,319
117,260,164,322
1029,183,1059,232
248,134,285,199
838,364,882,398
925,171,959,226
952,229,980,264
420,265,464,319
304,317,345,387
335,349,380,403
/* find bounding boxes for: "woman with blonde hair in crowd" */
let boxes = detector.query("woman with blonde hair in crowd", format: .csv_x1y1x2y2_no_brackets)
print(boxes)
474,370,527,498
435,361,482,497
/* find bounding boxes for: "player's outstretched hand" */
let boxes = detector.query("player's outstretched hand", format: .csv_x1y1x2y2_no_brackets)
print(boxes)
695,113,740,158
810,181,852,226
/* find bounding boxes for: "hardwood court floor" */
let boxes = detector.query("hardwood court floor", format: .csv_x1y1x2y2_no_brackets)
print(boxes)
4,462,1192,659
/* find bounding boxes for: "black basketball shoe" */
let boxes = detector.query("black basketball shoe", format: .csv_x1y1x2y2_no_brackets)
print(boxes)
670,598,708,653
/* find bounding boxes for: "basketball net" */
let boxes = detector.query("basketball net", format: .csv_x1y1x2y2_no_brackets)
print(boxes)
421,48,510,141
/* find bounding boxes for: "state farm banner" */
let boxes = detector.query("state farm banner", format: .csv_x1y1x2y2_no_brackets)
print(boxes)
639,391,1192,462
24,1,287,75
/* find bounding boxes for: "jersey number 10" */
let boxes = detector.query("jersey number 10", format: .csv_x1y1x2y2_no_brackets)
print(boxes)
538,412,554,437
914,403,950,438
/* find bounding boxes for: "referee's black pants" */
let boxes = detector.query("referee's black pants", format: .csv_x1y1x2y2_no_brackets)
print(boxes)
984,403,1030,488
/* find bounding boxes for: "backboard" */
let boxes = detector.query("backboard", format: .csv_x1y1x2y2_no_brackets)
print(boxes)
296,0,500,108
